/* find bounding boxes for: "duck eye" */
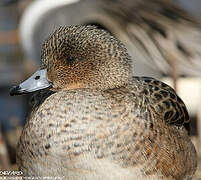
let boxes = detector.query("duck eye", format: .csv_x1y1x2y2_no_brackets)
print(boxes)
66,57,75,64
35,76,40,80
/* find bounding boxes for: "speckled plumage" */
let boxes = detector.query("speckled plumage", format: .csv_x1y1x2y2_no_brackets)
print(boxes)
41,26,132,91
16,26,197,179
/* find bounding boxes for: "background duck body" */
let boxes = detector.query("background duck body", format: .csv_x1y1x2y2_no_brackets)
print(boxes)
19,0,201,77
17,77,196,180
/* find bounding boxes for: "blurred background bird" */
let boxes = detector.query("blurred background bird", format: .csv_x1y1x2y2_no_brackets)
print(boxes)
1,0,201,179
19,0,201,77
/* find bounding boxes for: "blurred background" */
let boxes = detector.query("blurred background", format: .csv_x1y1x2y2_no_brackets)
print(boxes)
0,0,201,179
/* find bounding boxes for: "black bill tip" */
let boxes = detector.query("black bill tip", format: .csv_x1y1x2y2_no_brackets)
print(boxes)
10,86,24,96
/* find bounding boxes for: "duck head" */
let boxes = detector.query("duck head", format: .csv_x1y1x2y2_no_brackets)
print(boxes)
10,25,132,96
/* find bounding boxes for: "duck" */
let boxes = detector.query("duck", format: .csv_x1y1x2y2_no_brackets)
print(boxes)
10,25,197,179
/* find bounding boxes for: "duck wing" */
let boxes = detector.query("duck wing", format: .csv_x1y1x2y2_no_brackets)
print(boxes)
132,76,190,134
